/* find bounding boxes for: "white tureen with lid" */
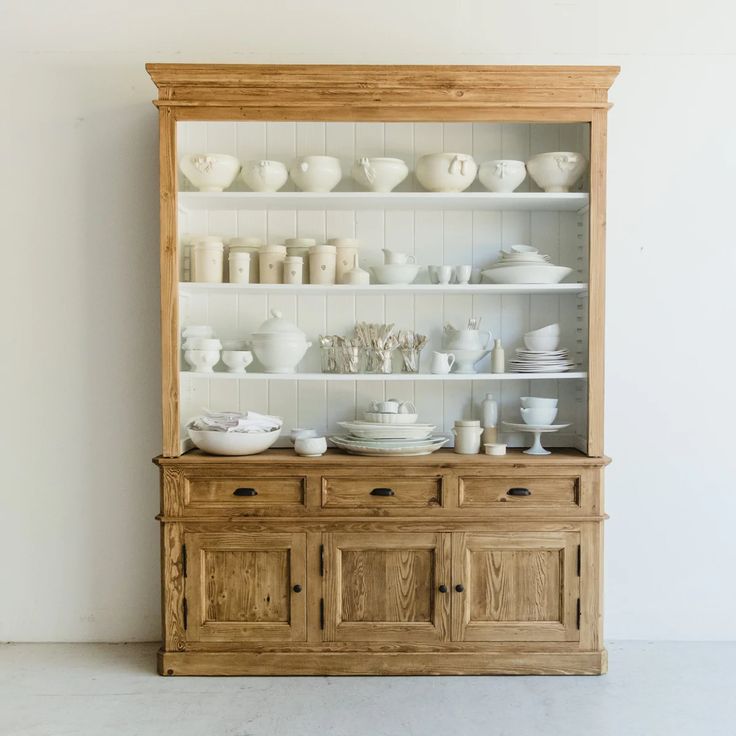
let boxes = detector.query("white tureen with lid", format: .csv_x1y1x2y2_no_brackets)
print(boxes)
247,309,312,373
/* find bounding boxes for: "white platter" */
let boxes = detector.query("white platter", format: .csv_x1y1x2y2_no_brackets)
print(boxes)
338,421,435,440
363,412,418,424
330,435,448,456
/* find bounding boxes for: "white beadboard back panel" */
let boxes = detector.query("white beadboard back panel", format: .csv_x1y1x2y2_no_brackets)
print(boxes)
178,121,589,448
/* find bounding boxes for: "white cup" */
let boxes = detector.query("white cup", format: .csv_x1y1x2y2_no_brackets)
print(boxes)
437,265,453,284
427,265,440,284
294,436,327,456
454,265,472,284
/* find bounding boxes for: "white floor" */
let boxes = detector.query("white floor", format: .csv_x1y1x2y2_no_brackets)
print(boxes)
1,642,734,736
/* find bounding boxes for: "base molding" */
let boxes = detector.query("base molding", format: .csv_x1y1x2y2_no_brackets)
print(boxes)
158,648,608,676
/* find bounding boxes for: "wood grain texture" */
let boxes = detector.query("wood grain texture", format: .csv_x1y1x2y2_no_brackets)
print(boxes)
185,475,305,509
161,522,185,652
321,476,442,509
458,475,579,509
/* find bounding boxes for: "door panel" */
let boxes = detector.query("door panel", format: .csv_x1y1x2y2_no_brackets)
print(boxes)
186,532,306,643
452,532,579,642
324,533,450,642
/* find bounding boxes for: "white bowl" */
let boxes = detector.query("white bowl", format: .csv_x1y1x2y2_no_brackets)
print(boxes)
481,265,573,284
451,349,491,374
179,153,241,192
289,155,342,192
523,334,560,351
294,436,328,457
189,427,281,456
352,157,409,192
520,407,558,425
526,323,561,337
478,160,526,193
527,151,587,193
371,264,420,285
248,336,311,374
240,159,288,192
520,396,559,409
415,153,477,192
221,350,254,373
183,349,220,373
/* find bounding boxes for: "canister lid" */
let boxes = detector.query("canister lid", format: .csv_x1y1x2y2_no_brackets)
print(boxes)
285,238,317,247
309,244,337,254
327,237,359,248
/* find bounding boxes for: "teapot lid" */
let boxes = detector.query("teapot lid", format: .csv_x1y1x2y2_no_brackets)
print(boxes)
253,309,306,338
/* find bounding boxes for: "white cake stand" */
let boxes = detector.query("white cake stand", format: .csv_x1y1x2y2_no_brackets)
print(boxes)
502,421,570,455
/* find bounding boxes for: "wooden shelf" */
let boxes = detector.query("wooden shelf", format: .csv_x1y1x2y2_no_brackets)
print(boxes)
179,282,587,296
177,191,589,212
181,371,587,381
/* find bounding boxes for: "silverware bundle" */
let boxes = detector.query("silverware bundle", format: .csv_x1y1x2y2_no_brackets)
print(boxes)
398,330,428,373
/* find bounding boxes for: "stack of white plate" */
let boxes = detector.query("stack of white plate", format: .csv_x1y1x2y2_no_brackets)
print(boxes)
509,348,575,373
481,245,573,284
331,418,447,456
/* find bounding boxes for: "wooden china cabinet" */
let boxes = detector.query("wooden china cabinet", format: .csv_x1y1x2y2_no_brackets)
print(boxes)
148,64,618,675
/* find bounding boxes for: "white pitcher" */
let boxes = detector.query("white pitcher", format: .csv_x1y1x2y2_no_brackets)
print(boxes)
430,351,455,374
382,248,416,265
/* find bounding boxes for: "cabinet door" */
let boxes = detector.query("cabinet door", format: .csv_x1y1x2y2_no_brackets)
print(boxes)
324,533,450,642
186,532,306,643
452,532,580,642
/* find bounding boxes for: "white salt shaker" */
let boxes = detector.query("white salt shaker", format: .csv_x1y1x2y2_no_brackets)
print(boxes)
228,251,251,284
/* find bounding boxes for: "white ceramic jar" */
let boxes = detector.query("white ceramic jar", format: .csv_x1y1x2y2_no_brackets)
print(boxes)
452,420,483,454
259,244,287,284
289,155,342,192
309,244,337,285
228,251,251,284
192,237,224,283
328,238,360,284
415,153,477,192
247,309,312,373
228,237,262,284
351,157,409,192
285,238,316,283
478,160,527,193
240,159,288,192
283,256,304,285
179,153,240,192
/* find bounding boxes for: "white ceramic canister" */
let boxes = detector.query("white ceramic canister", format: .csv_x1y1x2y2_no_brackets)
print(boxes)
228,237,262,284
283,256,304,285
343,254,370,285
259,244,287,284
452,420,483,455
285,238,316,283
328,238,360,284
228,251,251,284
308,244,337,285
192,237,224,283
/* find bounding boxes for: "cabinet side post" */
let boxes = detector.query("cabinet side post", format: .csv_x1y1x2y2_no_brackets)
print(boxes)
159,107,180,456
587,108,608,456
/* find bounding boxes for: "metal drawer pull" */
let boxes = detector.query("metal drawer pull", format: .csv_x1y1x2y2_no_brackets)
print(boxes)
293,584,302,593
370,487,395,497
507,487,531,497
438,584,448,594
455,584,465,593
233,487,258,496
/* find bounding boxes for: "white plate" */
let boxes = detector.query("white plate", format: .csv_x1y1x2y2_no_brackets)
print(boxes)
502,421,570,432
330,435,448,456
363,412,418,424
338,421,435,440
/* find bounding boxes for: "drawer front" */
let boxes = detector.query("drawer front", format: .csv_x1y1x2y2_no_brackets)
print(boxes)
185,476,306,509
458,476,579,509
322,476,442,509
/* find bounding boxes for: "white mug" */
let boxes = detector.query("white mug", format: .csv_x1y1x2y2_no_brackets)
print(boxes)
430,351,456,374
437,265,453,284
454,265,472,284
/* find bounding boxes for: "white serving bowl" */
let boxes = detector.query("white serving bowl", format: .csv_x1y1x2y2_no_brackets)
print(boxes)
526,323,560,337
523,333,561,351
371,264,420,285
352,157,409,192
240,159,288,192
520,396,559,409
189,427,281,456
248,336,311,373
527,151,587,193
221,350,254,373
415,153,477,192
183,349,220,373
289,155,342,192
451,349,491,374
478,160,526,193
179,153,241,192
520,407,558,425
481,265,573,284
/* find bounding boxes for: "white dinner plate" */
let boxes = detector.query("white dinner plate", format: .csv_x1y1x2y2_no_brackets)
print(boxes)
338,421,436,440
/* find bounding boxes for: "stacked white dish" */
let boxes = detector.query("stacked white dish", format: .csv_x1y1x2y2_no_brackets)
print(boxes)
508,324,575,373
481,245,573,284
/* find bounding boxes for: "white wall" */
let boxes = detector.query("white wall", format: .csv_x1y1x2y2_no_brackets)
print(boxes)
2,0,735,642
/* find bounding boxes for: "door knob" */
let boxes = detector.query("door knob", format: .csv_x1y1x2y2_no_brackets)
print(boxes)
438,584,448,593
293,584,302,593
455,584,465,593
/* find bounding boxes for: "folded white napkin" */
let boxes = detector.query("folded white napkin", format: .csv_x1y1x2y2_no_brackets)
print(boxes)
188,410,283,434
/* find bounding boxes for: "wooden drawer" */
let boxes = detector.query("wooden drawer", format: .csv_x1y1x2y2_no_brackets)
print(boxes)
185,476,306,509
458,476,580,510
322,476,442,509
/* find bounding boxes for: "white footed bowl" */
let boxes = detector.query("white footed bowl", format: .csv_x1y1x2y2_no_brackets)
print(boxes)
290,155,342,192
241,160,288,192
189,428,281,456
352,157,409,192
520,407,558,426
221,350,254,373
478,160,526,193
527,151,587,193
179,153,240,192
520,396,559,409
415,153,477,192
451,349,491,374
183,349,221,373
